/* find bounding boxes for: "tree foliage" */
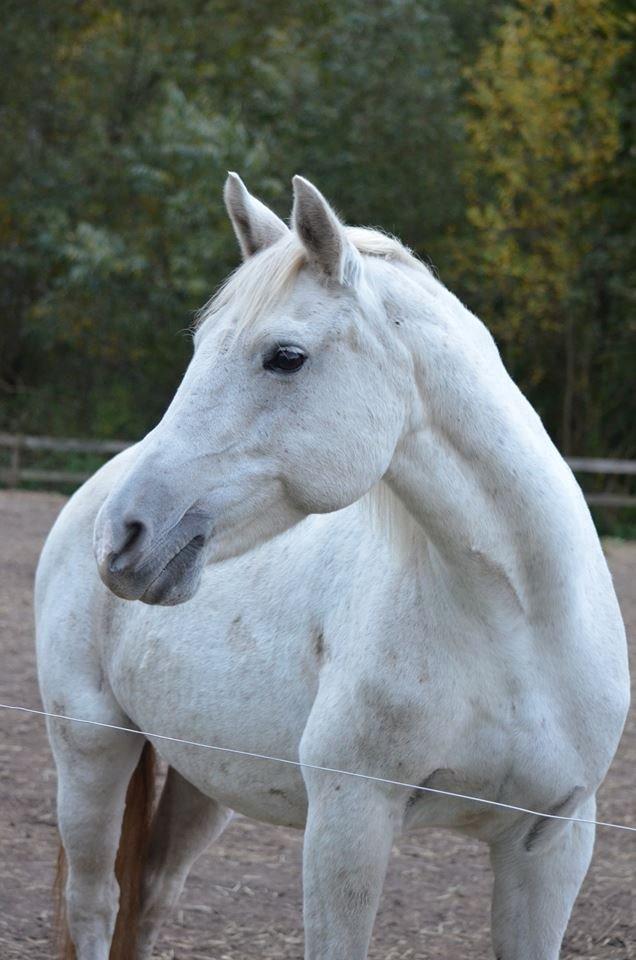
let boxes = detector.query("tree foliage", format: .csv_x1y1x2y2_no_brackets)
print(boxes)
0,0,633,460
458,0,632,453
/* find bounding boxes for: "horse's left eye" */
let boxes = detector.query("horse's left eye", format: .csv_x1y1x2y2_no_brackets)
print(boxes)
263,346,307,374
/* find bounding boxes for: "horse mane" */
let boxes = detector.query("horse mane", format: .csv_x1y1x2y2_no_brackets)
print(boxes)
194,225,429,338
362,480,423,559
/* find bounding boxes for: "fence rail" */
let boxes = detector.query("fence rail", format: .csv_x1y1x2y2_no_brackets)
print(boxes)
0,433,132,487
0,433,634,507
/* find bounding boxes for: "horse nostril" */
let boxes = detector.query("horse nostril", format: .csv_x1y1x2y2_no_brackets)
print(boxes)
108,519,149,573
123,520,144,553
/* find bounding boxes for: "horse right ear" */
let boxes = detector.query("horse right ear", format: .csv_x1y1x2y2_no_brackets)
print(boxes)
291,176,359,286
223,173,289,260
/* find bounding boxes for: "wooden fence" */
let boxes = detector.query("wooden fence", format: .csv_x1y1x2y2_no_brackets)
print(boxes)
0,433,635,508
0,433,130,487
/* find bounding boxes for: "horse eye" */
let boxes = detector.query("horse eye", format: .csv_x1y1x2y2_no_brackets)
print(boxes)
263,346,307,373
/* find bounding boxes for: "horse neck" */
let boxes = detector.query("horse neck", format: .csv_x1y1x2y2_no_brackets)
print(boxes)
383,280,595,618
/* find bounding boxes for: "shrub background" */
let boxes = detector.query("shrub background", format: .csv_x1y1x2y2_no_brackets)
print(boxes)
1,0,634,458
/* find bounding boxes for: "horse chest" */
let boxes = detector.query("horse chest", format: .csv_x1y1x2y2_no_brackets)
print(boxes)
304,625,574,832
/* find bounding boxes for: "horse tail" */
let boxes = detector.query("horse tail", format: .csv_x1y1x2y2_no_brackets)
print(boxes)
54,740,156,960
53,843,73,960
111,740,155,959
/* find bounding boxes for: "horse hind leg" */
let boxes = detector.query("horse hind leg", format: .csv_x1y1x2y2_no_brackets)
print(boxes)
138,766,233,959
489,794,596,960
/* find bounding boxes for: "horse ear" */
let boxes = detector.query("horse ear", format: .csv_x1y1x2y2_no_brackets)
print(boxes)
291,176,358,285
224,172,288,260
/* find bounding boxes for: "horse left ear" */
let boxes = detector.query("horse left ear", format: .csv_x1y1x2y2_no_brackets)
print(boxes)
224,172,289,260
291,176,359,285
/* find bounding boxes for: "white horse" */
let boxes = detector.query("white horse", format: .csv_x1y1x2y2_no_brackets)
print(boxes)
35,174,629,960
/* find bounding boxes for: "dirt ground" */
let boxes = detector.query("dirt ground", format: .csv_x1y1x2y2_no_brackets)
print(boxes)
0,490,633,960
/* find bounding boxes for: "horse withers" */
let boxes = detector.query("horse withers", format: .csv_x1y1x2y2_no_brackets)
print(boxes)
35,174,630,960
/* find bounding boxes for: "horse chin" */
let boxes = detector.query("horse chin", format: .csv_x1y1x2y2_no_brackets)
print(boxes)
138,536,208,606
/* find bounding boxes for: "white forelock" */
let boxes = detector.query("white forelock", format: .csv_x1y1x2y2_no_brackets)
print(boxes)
194,225,430,339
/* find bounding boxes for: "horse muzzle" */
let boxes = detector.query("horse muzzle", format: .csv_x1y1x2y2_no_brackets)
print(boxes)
93,505,214,606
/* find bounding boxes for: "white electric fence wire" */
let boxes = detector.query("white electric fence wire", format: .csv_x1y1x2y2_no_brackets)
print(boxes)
1,702,634,834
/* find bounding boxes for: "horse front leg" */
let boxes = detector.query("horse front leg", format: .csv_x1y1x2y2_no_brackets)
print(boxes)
301,771,397,960
52,717,146,960
489,795,597,960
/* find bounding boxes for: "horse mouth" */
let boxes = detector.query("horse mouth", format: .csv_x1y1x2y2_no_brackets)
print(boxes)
97,509,213,606
139,534,207,605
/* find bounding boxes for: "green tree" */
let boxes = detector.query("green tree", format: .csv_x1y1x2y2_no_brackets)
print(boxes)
7,0,632,471
458,0,631,453
0,1,272,436
1,0,474,439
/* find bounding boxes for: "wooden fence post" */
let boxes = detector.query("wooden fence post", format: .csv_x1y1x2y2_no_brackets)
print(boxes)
8,435,21,488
